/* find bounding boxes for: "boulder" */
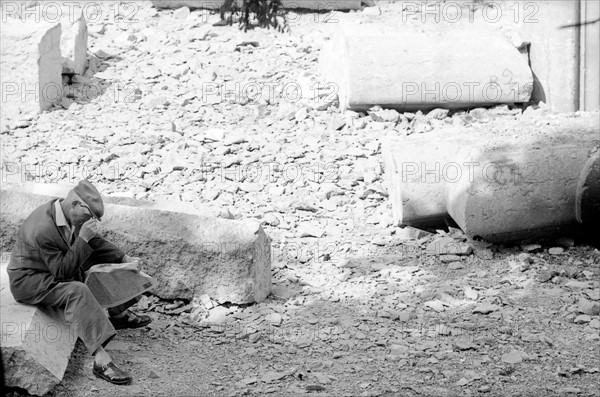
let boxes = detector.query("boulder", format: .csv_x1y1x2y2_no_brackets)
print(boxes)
1,260,76,396
0,19,63,116
1,188,272,304
320,24,533,111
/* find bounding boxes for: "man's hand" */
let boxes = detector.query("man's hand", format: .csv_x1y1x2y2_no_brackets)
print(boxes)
79,219,99,243
123,255,142,271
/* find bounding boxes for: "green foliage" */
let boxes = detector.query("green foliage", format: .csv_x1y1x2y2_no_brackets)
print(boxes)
220,0,288,32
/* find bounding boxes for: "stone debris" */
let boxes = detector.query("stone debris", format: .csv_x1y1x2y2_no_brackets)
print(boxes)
501,349,524,364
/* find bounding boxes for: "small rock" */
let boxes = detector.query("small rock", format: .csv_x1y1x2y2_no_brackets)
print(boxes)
296,336,312,348
205,128,226,141
267,313,283,326
271,286,300,300
537,270,557,283
396,226,432,240
556,237,575,248
565,280,592,289
148,370,160,379
263,213,280,227
573,315,591,324
517,253,533,264
295,107,308,122
501,349,523,364
464,286,478,300
269,186,285,196
588,319,600,329
371,236,387,246
298,222,325,238
313,373,331,385
473,303,500,315
521,244,541,252
548,247,564,255
146,96,169,108
455,340,477,351
94,48,113,59
426,108,449,120
578,298,600,315
362,5,381,15
173,6,191,18
369,107,399,122
560,387,582,394
448,262,464,270
455,378,470,386
249,333,261,343
584,289,600,300
424,300,445,312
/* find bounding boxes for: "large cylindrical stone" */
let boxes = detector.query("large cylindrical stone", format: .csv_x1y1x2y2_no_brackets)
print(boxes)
1,190,272,304
0,20,63,117
382,113,600,241
320,24,533,111
576,151,600,225
382,125,481,227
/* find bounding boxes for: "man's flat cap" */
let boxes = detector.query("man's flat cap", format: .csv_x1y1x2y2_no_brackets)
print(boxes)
73,180,104,220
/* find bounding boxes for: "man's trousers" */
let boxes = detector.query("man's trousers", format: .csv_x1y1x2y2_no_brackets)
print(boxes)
17,281,139,354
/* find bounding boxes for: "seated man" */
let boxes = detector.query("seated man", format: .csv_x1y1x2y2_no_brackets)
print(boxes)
7,180,151,385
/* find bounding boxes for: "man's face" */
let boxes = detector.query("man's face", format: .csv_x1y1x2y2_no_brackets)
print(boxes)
70,199,95,226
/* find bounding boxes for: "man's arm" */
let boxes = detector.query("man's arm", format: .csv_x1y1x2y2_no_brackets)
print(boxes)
86,236,126,264
36,236,93,281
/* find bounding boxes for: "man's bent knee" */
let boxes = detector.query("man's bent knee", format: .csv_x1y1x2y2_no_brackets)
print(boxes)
60,281,95,302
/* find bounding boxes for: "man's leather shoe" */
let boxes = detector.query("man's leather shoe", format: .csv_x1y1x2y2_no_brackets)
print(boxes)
109,310,152,330
93,362,132,385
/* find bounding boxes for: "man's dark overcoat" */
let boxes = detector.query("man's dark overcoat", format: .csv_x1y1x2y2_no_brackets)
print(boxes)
8,199,125,301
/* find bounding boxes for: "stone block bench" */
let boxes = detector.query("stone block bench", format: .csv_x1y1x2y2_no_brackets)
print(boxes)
1,259,77,395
